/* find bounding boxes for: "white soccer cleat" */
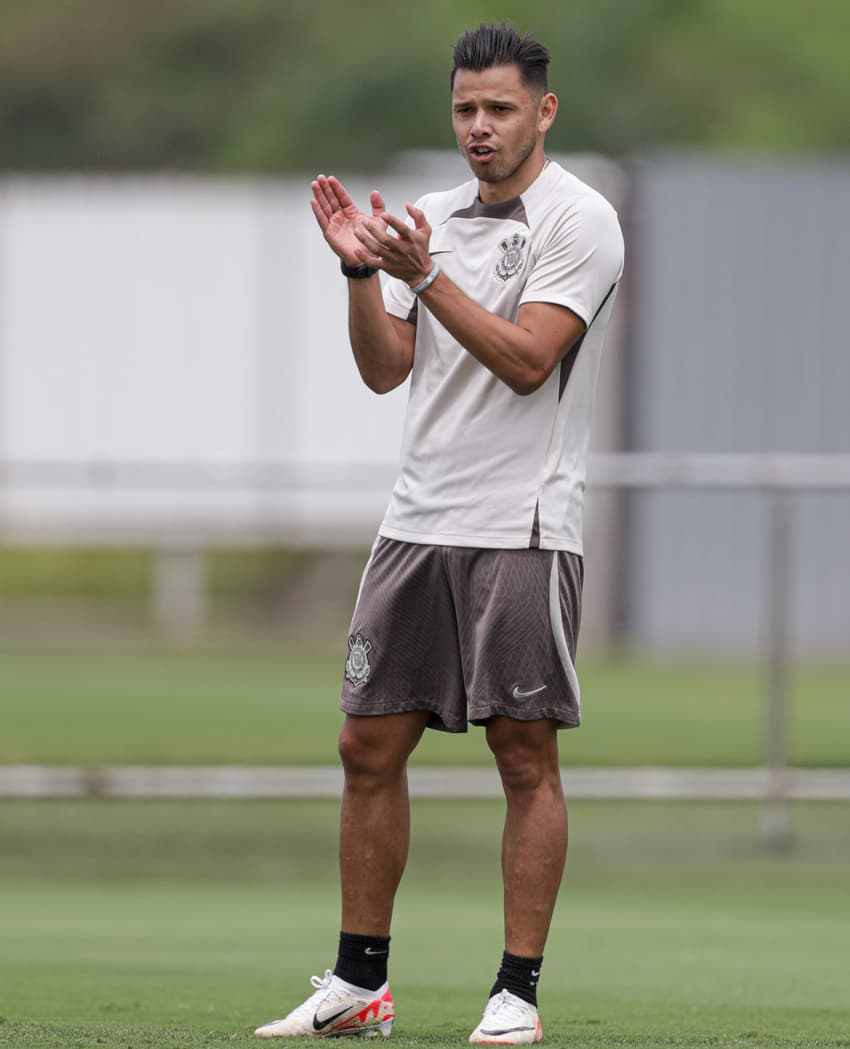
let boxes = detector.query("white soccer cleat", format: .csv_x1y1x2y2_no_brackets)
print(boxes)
469,989,543,1045
254,969,394,1038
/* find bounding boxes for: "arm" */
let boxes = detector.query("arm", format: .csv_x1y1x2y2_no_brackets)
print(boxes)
417,279,583,396
311,175,415,394
353,205,586,396
346,274,416,394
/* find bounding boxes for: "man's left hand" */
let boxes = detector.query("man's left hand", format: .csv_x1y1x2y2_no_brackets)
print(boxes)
354,205,433,288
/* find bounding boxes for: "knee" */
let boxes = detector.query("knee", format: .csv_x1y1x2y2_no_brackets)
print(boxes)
491,742,550,793
338,721,401,783
487,722,561,795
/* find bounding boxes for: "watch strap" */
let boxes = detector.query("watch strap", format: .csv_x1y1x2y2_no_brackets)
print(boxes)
340,259,377,279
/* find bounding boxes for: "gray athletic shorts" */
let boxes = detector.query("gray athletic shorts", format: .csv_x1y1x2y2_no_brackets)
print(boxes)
339,537,583,733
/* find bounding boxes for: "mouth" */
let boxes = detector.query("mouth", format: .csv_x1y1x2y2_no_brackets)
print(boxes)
468,144,496,162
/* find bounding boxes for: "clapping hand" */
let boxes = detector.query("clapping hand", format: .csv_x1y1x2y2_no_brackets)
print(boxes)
311,175,432,287
311,175,385,267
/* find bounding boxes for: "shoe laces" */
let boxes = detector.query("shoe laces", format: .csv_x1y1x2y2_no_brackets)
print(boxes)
483,989,533,1022
288,970,337,1019
310,969,335,993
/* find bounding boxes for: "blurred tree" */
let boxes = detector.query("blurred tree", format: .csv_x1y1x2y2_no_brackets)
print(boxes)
0,0,848,171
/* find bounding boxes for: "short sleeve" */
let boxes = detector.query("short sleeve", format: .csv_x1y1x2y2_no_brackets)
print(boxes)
381,192,436,325
520,195,625,326
382,272,417,323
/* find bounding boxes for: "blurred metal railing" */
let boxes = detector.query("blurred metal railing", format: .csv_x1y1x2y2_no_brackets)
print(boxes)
2,452,849,849
3,451,850,490
2,764,848,802
588,453,850,849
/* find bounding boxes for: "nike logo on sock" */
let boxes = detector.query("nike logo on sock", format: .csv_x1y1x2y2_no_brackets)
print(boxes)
364,947,388,955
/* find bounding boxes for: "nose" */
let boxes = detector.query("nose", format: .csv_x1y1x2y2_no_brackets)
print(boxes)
470,109,491,137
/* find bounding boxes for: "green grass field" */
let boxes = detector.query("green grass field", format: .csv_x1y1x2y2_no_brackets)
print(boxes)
1,798,849,1049
2,645,849,767
2,642,848,1047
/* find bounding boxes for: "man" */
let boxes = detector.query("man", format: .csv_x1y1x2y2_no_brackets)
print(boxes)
255,22,624,1044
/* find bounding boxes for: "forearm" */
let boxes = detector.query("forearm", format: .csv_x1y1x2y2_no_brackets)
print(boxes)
347,276,413,394
418,270,547,395
346,199,582,395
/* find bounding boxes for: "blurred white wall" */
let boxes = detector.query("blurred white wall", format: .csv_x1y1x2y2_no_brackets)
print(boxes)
0,156,626,551
0,155,626,566
0,175,405,542
9,155,846,655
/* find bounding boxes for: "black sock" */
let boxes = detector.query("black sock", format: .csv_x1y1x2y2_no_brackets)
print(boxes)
489,951,543,1007
333,931,390,991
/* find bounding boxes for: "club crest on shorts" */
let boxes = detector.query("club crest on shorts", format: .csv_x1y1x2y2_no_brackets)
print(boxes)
494,233,527,282
345,632,372,687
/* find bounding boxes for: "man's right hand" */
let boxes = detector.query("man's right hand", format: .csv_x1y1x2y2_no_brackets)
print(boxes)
311,175,386,267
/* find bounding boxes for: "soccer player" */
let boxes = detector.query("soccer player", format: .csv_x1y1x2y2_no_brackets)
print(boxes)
254,22,624,1044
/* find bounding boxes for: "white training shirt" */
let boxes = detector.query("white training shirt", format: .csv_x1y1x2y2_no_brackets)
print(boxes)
379,160,624,554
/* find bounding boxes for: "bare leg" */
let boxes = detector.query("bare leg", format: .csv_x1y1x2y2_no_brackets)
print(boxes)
486,717,567,957
337,710,430,936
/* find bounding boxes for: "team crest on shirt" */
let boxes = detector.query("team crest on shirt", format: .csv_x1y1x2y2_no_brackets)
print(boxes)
345,633,372,687
494,233,527,282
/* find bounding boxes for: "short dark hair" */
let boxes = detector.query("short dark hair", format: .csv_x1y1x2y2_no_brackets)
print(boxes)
451,22,550,95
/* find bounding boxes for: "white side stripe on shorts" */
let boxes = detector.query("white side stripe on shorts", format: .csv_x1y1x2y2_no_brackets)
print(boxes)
353,537,381,616
548,554,581,715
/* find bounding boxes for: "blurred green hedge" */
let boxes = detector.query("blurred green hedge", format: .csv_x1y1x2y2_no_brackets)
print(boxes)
2,0,849,172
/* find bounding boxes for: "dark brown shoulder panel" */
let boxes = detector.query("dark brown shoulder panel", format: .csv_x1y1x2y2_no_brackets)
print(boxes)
446,196,529,227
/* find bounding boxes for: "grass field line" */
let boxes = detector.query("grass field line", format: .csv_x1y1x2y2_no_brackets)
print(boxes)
2,764,850,799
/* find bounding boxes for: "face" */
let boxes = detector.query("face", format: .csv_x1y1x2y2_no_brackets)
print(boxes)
452,63,557,202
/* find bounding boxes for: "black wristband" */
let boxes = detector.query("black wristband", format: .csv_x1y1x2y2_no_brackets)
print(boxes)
340,259,377,279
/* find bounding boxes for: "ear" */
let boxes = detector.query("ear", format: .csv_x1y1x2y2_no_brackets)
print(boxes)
538,91,558,133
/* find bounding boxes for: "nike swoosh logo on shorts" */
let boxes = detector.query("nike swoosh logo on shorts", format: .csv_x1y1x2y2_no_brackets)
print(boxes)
512,685,548,699
312,1007,353,1032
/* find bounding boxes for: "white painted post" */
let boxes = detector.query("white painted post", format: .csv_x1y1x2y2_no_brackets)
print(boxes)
760,489,793,851
152,546,207,641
